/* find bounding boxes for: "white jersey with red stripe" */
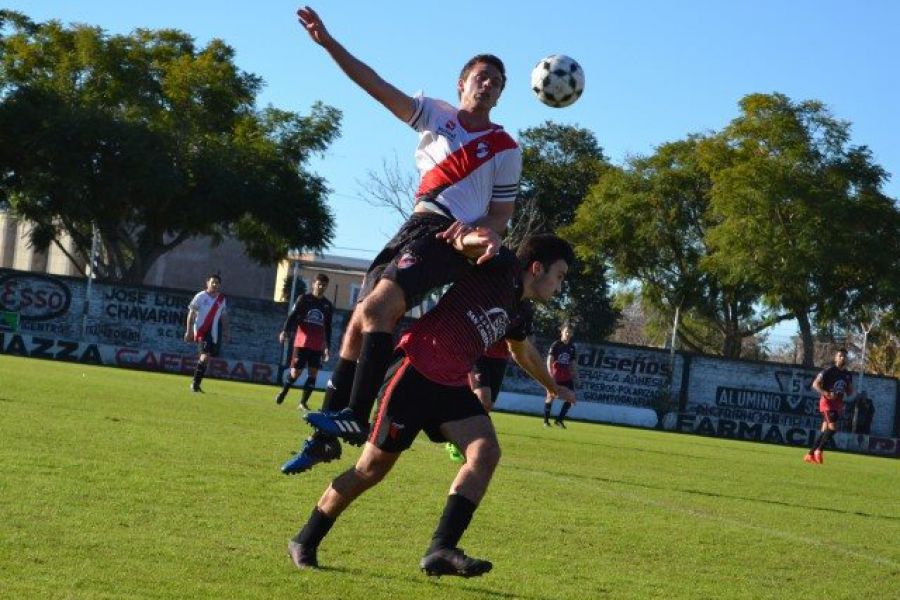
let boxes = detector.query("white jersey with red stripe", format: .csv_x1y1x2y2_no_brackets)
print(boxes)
407,95,521,224
188,291,227,343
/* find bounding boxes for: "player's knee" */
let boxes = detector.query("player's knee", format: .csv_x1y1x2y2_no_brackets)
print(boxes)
467,438,501,471
359,288,405,330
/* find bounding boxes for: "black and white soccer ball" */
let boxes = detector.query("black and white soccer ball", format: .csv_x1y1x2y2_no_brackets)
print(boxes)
530,55,585,108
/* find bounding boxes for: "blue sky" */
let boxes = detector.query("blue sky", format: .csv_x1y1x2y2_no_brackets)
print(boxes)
10,1,900,345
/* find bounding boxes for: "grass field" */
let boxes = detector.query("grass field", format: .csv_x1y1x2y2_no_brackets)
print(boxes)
1,354,898,599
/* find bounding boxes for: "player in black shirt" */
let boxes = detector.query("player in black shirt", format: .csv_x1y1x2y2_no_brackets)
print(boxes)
804,348,853,464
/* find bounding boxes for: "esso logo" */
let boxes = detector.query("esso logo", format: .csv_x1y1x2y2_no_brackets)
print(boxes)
0,273,71,320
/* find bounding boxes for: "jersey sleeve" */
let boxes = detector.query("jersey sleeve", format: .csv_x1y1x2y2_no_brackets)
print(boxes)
407,95,454,133
188,292,203,311
490,142,522,203
505,302,535,342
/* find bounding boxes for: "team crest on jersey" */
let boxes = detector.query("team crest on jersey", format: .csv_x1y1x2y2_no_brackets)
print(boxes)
475,141,489,159
397,253,418,269
467,307,510,348
304,308,325,326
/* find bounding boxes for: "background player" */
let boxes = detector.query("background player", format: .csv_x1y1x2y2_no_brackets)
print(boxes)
544,323,578,427
275,273,334,410
295,6,522,450
183,274,229,393
805,348,853,464
284,234,576,577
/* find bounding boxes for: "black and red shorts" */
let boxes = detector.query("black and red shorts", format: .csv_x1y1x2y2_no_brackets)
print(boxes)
290,347,323,371
357,212,473,309
369,352,487,453
470,356,509,404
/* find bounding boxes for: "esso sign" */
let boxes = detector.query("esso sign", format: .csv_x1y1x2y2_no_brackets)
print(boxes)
0,273,71,320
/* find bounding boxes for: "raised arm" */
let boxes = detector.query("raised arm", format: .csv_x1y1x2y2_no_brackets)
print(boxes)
297,6,416,122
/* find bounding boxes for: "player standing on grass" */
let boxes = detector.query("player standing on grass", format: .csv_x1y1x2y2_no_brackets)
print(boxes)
284,235,576,577
184,274,229,393
544,323,578,428
275,273,334,410
293,6,522,466
804,348,853,464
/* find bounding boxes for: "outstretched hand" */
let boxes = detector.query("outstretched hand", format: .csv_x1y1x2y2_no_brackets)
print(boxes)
297,6,332,46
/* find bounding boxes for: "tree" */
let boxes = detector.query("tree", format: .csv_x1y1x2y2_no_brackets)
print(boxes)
702,93,899,365
565,136,786,358
0,12,342,283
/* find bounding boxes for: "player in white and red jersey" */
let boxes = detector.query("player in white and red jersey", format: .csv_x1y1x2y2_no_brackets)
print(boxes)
284,235,576,577
183,274,229,393
275,273,334,410
295,7,522,459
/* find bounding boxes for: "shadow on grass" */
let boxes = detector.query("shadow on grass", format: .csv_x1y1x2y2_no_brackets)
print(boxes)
506,464,900,522
304,563,563,600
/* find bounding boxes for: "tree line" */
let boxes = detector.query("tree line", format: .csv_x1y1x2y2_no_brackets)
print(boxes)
2,11,898,370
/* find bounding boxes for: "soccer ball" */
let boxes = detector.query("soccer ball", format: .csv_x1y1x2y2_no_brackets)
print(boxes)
530,55,585,108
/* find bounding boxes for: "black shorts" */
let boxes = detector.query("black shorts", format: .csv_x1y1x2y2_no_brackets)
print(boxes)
197,338,221,357
357,212,473,308
555,380,575,391
290,347,323,371
369,352,487,453
470,356,509,404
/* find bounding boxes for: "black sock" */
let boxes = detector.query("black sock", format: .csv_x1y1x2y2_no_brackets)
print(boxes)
193,360,207,386
301,376,316,404
814,429,834,451
557,402,572,421
428,494,477,553
322,358,357,412
348,332,394,423
281,374,298,395
292,507,336,550
543,402,552,422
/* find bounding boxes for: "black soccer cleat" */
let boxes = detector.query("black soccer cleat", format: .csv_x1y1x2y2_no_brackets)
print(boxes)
275,389,287,405
420,547,493,578
287,540,318,569
191,382,203,393
305,408,369,446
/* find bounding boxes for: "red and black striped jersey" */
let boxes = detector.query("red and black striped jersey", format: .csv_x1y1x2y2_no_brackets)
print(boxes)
283,294,333,352
398,248,531,386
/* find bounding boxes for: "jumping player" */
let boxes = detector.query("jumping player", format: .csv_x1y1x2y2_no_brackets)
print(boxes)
295,6,522,460
284,234,576,577
804,348,853,464
184,274,229,393
275,273,334,410
544,324,579,428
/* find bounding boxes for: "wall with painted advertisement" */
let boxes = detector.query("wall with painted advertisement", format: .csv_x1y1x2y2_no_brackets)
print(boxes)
674,355,899,456
0,269,348,383
497,341,683,430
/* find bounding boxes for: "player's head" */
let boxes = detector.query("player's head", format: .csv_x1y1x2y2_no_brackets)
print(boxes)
834,348,848,368
457,54,506,107
206,274,221,292
561,323,574,343
517,234,575,302
313,273,329,296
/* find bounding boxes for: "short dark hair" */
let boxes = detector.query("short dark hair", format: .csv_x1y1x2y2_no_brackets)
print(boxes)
837,348,848,355
207,274,221,283
315,273,330,284
516,234,575,272
459,54,507,91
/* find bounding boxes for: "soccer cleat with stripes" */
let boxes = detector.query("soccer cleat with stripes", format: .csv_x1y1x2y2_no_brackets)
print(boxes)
445,442,466,464
305,408,369,446
281,436,342,474
420,547,492,578
803,452,817,464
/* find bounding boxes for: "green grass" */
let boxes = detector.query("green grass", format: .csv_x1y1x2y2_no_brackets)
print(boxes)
1,354,898,599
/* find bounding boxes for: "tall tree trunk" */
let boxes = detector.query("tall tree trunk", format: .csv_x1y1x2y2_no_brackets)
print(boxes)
796,309,814,366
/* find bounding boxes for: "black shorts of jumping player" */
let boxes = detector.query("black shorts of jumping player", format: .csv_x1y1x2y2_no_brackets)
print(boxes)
554,380,575,392
369,351,487,453
357,212,474,309
197,338,221,357
291,347,323,371
471,356,509,402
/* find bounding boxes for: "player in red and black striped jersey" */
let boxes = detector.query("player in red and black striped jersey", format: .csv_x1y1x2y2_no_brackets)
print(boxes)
294,7,522,455
275,274,334,410
544,324,579,428
285,235,575,577
804,348,853,465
